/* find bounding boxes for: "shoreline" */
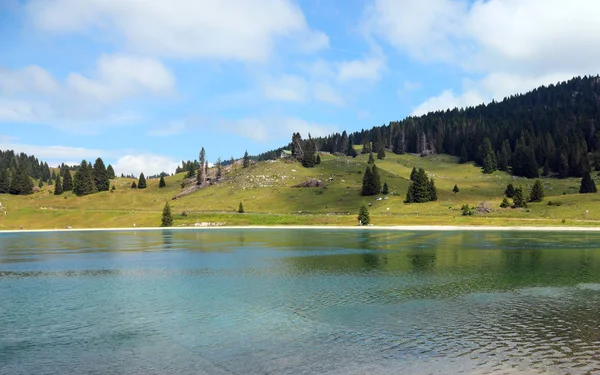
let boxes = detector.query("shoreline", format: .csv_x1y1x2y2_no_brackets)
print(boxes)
2,224,600,234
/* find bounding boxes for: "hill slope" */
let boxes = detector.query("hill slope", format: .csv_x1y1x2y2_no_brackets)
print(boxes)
1,152,598,230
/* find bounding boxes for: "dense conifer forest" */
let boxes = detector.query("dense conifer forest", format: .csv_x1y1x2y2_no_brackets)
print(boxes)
259,76,600,179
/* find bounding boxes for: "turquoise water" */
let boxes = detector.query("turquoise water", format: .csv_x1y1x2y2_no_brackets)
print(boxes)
2,229,600,374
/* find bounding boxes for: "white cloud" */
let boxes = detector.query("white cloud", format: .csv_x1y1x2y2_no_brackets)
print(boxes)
262,75,309,102
365,0,600,114
0,140,116,162
27,0,327,62
411,89,485,116
336,56,386,82
221,117,337,142
114,154,179,176
66,54,174,103
0,54,174,130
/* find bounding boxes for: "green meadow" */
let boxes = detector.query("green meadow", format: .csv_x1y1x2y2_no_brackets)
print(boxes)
1,152,599,230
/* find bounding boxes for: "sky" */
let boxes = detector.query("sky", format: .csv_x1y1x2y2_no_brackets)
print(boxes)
2,0,600,175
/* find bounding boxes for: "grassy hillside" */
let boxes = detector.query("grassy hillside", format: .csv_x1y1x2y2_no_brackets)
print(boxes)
1,152,599,230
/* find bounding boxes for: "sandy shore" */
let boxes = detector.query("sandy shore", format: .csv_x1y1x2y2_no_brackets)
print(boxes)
2,225,600,234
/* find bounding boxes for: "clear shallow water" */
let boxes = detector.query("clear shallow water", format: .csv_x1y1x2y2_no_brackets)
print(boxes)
2,230,600,374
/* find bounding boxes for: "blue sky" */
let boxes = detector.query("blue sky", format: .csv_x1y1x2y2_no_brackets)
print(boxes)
1,0,600,175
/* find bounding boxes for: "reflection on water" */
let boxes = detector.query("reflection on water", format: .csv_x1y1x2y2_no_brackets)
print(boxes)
2,229,600,374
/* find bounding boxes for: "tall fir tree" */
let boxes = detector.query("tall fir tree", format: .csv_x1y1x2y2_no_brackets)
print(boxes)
377,147,386,160
62,167,73,191
243,151,250,168
0,169,9,193
368,151,375,164
382,182,389,195
358,204,370,225
579,171,598,193
361,166,374,196
54,174,63,195
371,164,382,194
505,183,515,198
429,178,438,201
106,164,116,179
405,168,432,203
302,137,316,168
497,140,511,171
138,173,147,189
73,160,96,196
161,202,173,227
529,179,544,202
159,175,166,188
93,158,110,192
199,147,206,184
512,187,527,208
9,164,34,195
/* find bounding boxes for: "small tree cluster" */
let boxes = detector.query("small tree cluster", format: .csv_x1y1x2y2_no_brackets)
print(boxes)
361,164,381,196
405,167,437,203
73,160,97,196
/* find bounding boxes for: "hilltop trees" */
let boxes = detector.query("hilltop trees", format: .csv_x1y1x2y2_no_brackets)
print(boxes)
93,158,110,192
405,168,437,203
9,165,34,195
54,174,63,195
73,160,97,196
243,151,250,168
107,164,116,179
580,171,597,193
161,202,173,227
62,166,73,191
138,173,147,189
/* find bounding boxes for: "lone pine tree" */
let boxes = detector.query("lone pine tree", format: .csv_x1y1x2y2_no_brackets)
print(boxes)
54,174,63,195
137,173,147,189
358,204,370,226
579,171,597,193
529,179,545,202
93,158,110,192
159,175,166,188
161,202,173,227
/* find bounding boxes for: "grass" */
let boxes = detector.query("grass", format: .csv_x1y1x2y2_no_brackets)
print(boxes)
1,152,600,230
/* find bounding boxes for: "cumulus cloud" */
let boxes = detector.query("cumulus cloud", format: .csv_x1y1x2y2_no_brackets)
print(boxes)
0,54,174,130
221,117,338,142
113,154,180,176
26,0,328,62
336,55,386,82
0,140,117,163
148,120,188,137
262,75,309,102
365,0,600,114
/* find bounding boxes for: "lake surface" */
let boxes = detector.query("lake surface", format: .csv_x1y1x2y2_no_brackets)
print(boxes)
2,229,600,374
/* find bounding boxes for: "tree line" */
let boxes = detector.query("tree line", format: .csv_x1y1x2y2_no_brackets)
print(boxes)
253,76,600,179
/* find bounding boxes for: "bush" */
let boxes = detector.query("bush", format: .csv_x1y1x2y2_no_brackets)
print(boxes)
500,197,510,208
461,204,474,216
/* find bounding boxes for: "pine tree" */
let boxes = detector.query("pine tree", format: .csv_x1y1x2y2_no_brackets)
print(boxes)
429,178,438,201
410,167,417,182
0,169,9,193
106,164,116,179
361,166,374,196
368,152,375,164
73,160,96,196
243,151,250,168
382,182,389,195
54,174,63,195
377,147,386,160
512,187,527,208
405,168,432,203
138,173,147,189
453,184,459,194
505,184,515,198
302,138,316,168
238,201,245,213
316,154,321,165
498,140,511,171
161,202,173,227
371,165,382,195
500,197,511,208
62,167,73,191
93,158,110,192
159,175,166,188
216,158,222,180
199,147,206,184
529,179,545,202
131,181,137,188
579,171,597,193
358,204,370,225
483,154,495,174
9,165,33,195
